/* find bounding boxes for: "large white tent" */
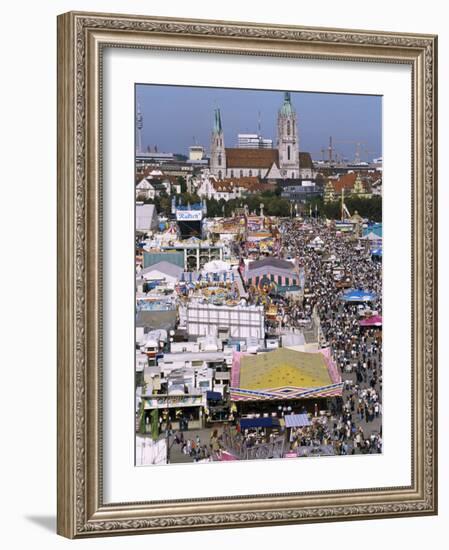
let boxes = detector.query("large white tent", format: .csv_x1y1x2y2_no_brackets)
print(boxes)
202,259,231,273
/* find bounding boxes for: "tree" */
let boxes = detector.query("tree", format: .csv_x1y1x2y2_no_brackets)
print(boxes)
205,198,222,217
316,195,382,221
264,196,290,216
159,196,172,216
346,196,382,222
179,192,201,205
177,176,187,194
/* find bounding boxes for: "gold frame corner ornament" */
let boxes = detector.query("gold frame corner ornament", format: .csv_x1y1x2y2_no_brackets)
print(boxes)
57,11,438,538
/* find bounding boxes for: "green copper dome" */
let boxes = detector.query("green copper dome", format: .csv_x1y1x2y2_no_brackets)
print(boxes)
279,92,295,116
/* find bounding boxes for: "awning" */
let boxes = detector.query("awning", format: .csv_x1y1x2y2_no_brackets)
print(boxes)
370,248,382,256
206,391,222,401
340,289,377,302
284,413,311,428
239,417,280,429
359,315,383,327
219,451,238,461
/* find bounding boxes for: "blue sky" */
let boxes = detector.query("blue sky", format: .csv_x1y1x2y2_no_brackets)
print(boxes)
136,84,382,162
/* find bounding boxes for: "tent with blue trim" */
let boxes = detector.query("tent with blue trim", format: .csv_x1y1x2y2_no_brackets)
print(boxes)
340,289,377,302
206,391,222,401
239,417,280,430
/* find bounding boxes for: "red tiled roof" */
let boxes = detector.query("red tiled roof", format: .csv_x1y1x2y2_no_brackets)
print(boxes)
243,182,277,193
330,172,372,194
225,148,279,169
221,176,261,185
212,180,236,192
299,152,313,169
212,177,276,194
136,165,164,183
331,173,357,193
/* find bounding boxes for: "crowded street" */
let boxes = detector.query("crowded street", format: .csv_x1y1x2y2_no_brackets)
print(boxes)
137,214,383,464
276,218,382,455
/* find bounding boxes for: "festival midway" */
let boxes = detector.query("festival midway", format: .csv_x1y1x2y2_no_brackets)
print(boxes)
135,87,383,465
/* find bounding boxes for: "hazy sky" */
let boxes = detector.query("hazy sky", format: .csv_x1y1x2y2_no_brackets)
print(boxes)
136,84,382,162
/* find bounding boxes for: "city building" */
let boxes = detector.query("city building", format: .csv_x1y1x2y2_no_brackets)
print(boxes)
135,168,182,200
323,172,374,204
195,174,243,201
276,91,300,178
237,133,273,149
279,179,323,203
189,144,206,161
136,151,175,166
183,301,265,343
209,92,314,181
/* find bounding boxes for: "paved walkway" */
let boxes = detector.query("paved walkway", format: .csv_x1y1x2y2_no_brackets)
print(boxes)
159,427,225,464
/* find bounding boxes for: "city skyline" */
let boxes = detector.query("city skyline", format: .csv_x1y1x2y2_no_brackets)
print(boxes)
136,84,382,162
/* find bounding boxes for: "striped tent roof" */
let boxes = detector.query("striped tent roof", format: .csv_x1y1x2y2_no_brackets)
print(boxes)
230,348,343,402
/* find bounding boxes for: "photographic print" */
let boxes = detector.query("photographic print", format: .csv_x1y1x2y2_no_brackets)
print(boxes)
135,85,383,465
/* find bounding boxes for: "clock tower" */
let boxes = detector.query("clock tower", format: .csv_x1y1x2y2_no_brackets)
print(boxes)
277,92,299,179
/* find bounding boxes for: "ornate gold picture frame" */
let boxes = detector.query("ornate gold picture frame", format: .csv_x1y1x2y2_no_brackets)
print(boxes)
57,11,437,538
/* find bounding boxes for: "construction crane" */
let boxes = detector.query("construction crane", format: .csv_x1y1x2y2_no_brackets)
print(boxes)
327,137,377,164
318,137,353,164
310,149,327,162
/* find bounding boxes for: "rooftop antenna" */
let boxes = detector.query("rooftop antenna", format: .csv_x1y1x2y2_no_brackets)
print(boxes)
136,103,143,154
257,110,263,148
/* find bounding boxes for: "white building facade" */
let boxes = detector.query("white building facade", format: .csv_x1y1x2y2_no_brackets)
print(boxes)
184,302,265,342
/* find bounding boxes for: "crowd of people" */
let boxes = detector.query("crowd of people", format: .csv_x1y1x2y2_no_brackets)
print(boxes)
171,429,223,462
279,219,383,455
154,217,383,462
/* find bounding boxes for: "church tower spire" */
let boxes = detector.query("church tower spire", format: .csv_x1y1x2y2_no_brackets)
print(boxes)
277,92,299,179
210,108,226,180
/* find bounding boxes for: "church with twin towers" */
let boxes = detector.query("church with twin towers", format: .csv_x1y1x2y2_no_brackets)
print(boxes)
209,92,314,181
